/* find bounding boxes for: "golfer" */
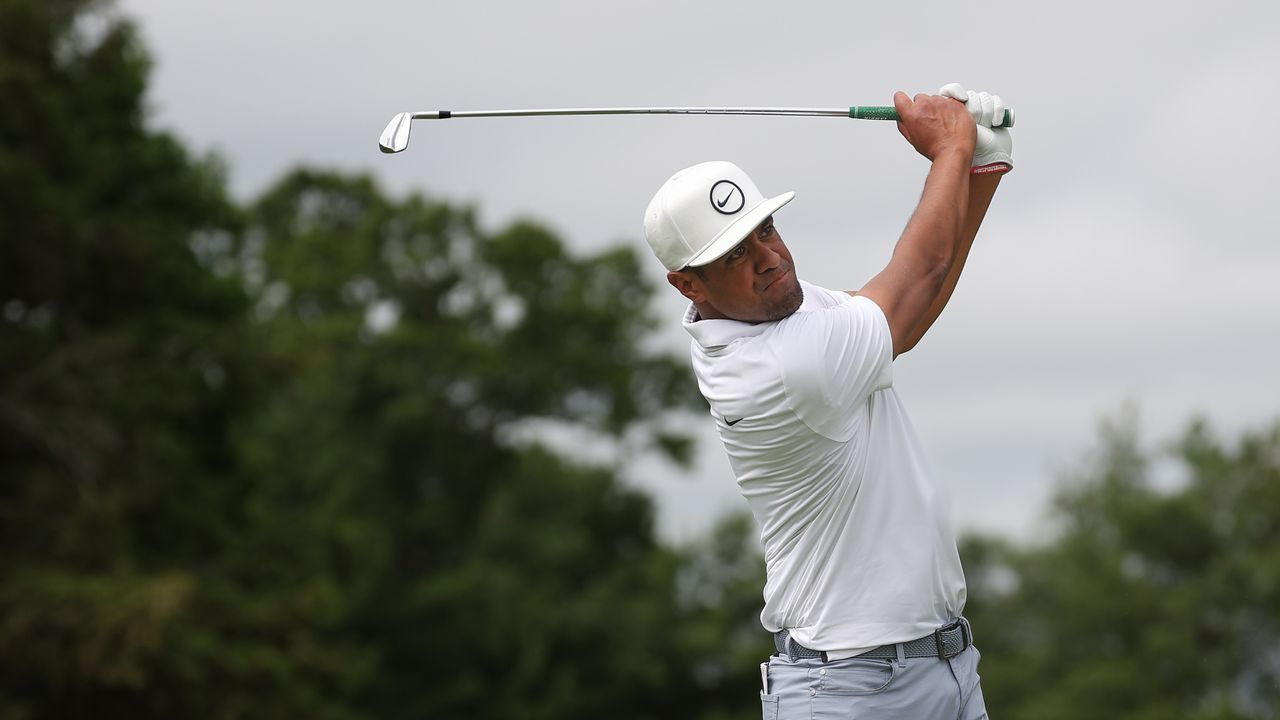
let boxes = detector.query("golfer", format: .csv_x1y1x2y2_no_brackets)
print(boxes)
642,83,1011,719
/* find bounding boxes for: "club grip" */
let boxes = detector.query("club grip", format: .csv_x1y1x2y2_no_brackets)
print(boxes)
849,105,1015,128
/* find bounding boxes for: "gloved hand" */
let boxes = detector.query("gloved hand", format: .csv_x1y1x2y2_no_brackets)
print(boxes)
939,83,1012,175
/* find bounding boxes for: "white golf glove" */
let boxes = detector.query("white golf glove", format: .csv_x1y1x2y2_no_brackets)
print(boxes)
940,83,1012,175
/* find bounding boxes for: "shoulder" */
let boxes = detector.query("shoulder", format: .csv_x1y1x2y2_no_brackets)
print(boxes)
767,283,895,437
796,281,854,310
773,282,889,343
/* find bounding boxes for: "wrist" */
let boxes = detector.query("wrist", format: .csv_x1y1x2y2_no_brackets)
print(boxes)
931,146,973,170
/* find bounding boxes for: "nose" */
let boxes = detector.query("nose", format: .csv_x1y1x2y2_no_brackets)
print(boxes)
749,237,781,273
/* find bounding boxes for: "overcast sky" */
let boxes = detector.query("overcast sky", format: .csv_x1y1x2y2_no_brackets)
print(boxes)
118,0,1279,544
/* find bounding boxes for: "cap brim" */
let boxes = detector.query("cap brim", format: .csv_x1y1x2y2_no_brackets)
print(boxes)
684,191,796,268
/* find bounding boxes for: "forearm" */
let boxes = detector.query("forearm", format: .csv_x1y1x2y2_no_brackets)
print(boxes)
899,172,1000,353
903,150,971,263
852,89,981,357
879,150,971,317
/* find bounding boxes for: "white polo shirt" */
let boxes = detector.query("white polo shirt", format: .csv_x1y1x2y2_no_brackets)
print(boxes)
684,280,966,660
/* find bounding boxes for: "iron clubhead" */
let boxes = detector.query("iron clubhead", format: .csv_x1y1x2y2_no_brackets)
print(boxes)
379,112,413,153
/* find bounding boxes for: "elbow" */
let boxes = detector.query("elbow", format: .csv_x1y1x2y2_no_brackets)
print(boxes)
897,243,952,293
913,230,955,288
923,254,951,296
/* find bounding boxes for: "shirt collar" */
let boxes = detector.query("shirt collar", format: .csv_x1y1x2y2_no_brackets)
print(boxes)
681,280,816,351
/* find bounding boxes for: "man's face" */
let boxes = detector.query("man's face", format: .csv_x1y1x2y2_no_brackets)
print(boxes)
670,216,804,323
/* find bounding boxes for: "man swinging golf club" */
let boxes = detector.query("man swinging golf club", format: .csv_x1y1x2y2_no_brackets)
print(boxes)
643,83,1012,720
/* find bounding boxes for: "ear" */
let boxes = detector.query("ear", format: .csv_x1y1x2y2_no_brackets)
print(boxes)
667,270,705,303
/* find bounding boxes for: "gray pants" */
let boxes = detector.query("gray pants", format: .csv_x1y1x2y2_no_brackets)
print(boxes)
761,645,988,720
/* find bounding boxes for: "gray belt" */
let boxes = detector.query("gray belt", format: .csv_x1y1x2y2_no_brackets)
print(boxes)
774,618,972,663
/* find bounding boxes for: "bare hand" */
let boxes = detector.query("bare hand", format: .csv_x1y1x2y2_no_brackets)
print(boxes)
892,91,976,163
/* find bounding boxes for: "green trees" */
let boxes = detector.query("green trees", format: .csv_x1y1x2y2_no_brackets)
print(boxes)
2,3,771,717
4,2,1279,719
1,1,255,714
234,169,734,719
963,415,1280,720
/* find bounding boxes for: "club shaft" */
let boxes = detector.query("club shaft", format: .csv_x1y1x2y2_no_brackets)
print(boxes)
411,107,853,120
407,106,1015,128
379,104,1016,153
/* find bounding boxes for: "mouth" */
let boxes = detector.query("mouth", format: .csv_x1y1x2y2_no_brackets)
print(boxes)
762,267,790,292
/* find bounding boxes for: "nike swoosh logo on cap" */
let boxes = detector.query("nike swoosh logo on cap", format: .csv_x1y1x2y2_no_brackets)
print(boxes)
716,190,736,208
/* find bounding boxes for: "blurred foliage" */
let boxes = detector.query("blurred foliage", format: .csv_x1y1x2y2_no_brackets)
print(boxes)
0,1,769,718
963,412,1280,720
3,2,1279,720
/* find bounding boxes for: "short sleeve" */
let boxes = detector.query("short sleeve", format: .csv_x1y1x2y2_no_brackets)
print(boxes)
773,294,894,441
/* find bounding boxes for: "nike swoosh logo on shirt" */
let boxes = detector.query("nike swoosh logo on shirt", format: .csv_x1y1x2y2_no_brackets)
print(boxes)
725,417,744,426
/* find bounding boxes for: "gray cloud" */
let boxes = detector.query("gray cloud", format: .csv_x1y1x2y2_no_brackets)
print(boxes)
120,0,1280,543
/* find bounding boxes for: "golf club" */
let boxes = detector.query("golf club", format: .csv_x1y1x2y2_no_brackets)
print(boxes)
378,105,1016,154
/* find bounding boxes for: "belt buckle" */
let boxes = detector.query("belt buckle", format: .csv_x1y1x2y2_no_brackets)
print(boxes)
933,618,969,659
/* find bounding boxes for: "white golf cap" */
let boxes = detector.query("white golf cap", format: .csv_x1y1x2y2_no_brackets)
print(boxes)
643,161,795,271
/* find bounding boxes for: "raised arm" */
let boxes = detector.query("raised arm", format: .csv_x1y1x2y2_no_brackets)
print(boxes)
854,90,975,358
897,172,1000,354
856,84,1013,357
